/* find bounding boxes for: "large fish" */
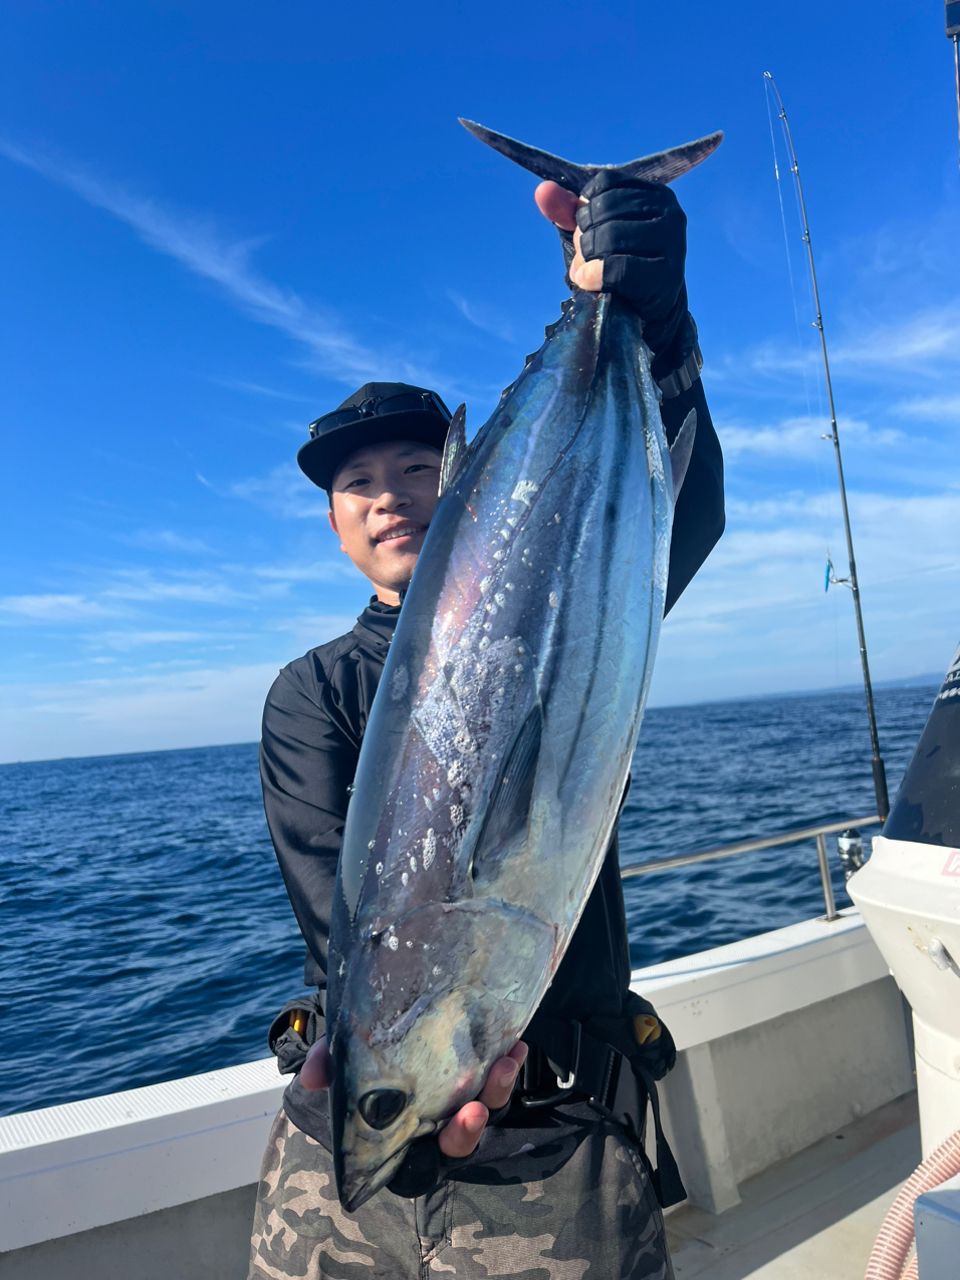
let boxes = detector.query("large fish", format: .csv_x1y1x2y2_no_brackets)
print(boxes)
326,121,721,1210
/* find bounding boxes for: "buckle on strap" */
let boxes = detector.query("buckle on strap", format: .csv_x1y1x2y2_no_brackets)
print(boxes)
554,1021,580,1089
519,1020,584,1109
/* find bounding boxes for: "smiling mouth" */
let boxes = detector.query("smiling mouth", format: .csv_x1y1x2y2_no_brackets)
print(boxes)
376,524,428,544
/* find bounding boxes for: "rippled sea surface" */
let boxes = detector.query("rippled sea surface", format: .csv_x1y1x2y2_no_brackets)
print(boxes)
0,683,937,1117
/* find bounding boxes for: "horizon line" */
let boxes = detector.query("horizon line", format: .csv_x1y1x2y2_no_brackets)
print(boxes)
0,671,940,768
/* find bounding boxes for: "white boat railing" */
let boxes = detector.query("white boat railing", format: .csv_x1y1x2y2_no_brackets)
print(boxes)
620,814,883,920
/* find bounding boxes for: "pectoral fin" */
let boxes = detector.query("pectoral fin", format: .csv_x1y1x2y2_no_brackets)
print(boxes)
469,703,544,884
669,409,697,498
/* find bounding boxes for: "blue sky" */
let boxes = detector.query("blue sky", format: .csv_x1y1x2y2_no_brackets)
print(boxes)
2,1,958,763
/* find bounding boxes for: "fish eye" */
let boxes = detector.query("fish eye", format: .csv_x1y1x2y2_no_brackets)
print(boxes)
358,1088,408,1130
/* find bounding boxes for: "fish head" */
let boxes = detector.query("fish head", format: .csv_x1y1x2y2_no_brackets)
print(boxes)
329,1025,426,1212
327,894,556,1210
328,979,490,1211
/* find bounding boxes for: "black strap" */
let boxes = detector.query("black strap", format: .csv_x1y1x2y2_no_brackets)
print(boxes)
523,1011,686,1208
633,1064,686,1208
522,1011,618,1106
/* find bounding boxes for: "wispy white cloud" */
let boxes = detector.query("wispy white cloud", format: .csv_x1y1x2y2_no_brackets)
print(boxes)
0,661,281,762
0,608,360,760
210,376,318,404
447,290,515,343
834,203,960,292
0,136,445,389
718,413,901,459
93,629,211,651
101,569,241,605
733,342,818,380
665,488,960,627
268,612,360,654
0,593,114,622
711,304,960,392
895,394,960,423
225,463,326,521
0,553,354,648
250,560,356,585
122,529,214,555
651,485,960,704
832,306,960,370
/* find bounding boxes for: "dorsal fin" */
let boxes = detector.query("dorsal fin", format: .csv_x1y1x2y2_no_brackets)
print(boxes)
669,409,697,497
439,403,468,496
459,119,723,194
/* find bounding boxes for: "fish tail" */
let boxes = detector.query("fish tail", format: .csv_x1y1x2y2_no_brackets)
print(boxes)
459,118,722,193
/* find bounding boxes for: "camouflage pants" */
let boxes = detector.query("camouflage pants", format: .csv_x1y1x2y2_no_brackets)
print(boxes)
248,1108,674,1279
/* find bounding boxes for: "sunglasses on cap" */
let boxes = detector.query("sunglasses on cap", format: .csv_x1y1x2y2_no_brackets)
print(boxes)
307,389,452,439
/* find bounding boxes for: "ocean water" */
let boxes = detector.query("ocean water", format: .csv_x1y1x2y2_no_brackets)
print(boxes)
0,683,937,1118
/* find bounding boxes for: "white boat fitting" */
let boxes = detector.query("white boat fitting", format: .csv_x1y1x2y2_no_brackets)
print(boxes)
851,835,960,1155
0,904,917,1280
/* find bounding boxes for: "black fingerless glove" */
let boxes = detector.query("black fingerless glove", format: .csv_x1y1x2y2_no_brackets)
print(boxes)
386,1096,514,1199
386,1135,466,1199
557,171,692,381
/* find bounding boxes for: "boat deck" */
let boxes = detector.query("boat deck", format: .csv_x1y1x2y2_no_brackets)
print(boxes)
0,916,919,1280
667,1092,919,1278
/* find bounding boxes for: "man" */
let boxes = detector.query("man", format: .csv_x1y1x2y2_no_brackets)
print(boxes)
249,175,724,1279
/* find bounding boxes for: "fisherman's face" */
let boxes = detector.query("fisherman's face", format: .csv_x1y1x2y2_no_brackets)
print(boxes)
328,439,442,605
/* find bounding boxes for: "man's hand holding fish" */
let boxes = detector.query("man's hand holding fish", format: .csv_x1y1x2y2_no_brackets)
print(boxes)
298,1033,529,1158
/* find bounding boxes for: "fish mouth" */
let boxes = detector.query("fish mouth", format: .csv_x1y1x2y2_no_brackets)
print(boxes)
333,1112,436,1212
337,1146,409,1213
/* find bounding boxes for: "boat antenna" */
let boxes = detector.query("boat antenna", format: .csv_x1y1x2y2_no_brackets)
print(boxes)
948,2,960,164
762,71,890,821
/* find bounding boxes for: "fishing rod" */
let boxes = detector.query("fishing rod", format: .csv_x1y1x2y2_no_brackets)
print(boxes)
762,71,890,821
948,1,960,163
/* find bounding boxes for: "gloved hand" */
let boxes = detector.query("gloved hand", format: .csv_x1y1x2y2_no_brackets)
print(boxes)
577,172,688,361
537,176,691,377
296,1031,528,1197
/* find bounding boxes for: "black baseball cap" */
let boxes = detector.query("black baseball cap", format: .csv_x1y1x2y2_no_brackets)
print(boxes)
297,381,452,491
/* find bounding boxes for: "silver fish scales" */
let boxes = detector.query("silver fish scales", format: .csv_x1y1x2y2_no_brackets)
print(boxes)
326,123,721,1210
